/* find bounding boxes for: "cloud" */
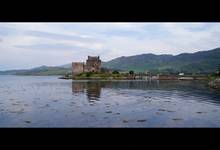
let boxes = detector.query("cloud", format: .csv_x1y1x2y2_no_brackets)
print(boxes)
25,30,100,42
14,43,93,51
14,35,105,53
1,23,220,70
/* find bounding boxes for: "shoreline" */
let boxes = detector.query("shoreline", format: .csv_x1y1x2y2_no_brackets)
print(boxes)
208,78,220,90
59,76,209,81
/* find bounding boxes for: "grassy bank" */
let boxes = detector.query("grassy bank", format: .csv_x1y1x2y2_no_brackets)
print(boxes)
60,72,136,80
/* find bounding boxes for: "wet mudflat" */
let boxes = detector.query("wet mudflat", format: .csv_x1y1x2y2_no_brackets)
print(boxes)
0,75,220,127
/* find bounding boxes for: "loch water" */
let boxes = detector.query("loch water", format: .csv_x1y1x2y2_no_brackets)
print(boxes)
0,75,220,127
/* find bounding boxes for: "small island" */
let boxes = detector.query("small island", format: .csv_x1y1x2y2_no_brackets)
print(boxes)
60,56,211,81
59,56,137,80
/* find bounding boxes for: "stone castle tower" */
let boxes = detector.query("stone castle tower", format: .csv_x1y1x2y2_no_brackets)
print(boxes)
72,62,85,77
85,56,101,72
72,56,101,76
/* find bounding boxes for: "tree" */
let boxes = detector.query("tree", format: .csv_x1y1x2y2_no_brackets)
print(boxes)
129,70,134,75
216,64,220,76
64,73,69,77
112,70,119,74
86,72,92,77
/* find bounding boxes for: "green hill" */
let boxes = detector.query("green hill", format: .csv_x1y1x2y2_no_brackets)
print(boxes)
0,66,71,76
102,48,220,74
1,47,220,75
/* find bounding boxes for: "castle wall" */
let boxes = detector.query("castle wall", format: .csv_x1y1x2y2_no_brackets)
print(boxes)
72,56,102,77
72,62,85,76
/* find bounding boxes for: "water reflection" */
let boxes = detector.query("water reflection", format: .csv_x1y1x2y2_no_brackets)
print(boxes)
2,75,220,127
72,80,220,105
72,82,86,93
72,81,101,103
86,82,101,102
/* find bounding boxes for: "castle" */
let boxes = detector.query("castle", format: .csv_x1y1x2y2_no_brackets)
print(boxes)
72,56,101,76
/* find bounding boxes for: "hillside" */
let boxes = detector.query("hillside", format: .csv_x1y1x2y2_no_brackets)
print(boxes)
0,66,71,76
1,47,220,75
102,48,220,74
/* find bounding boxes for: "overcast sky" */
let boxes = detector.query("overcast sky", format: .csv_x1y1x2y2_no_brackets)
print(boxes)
0,23,220,70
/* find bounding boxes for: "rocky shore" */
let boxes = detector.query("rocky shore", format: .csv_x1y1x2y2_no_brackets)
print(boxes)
208,78,220,89
59,75,209,81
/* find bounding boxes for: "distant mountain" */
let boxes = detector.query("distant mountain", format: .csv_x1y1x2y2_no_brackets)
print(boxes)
0,69,28,75
1,47,220,75
31,65,50,71
59,63,72,69
0,66,71,76
102,47,220,74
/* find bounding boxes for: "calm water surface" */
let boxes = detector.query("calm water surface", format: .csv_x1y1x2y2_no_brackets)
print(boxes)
0,75,220,127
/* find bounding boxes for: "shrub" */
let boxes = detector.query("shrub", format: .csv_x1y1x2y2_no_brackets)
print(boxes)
217,70,220,76
86,72,92,77
129,70,134,75
112,70,119,74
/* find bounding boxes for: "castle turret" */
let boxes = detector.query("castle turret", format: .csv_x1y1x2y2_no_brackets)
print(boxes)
72,56,102,77
86,56,101,72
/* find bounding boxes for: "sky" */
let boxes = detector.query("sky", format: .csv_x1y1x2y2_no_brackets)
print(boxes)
0,23,220,70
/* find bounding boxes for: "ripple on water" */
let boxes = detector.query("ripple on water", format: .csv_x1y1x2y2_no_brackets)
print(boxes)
0,77,220,127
